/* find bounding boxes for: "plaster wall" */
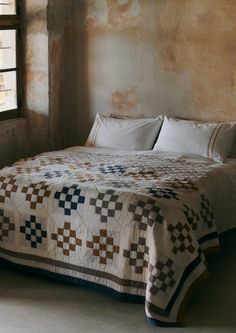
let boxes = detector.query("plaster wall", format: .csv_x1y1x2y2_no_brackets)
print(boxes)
61,0,236,147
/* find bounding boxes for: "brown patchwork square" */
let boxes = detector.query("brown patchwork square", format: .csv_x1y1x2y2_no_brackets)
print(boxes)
129,198,164,230
123,237,149,274
90,190,123,223
21,181,51,209
87,229,119,264
200,194,214,228
51,222,82,256
149,257,176,295
0,209,15,242
168,222,195,255
0,176,18,203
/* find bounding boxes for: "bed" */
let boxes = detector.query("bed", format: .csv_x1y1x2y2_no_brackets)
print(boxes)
0,146,236,326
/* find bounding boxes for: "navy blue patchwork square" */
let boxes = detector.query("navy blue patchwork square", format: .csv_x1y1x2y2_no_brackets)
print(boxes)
20,215,47,249
54,185,85,215
99,165,126,174
147,187,179,200
44,170,71,179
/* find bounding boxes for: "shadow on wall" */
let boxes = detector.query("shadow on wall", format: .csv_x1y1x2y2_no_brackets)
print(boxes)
0,112,49,168
61,2,90,149
25,111,50,156
0,119,25,168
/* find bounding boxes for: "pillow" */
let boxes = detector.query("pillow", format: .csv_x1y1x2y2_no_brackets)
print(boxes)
85,113,163,150
153,116,236,162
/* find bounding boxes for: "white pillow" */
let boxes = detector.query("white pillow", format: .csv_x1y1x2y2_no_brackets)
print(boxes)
153,116,236,162
85,114,163,150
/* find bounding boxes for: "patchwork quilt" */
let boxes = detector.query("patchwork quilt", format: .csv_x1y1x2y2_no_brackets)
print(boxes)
0,147,236,326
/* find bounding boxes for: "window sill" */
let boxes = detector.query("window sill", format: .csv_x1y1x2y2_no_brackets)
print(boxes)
0,108,22,121
0,115,26,132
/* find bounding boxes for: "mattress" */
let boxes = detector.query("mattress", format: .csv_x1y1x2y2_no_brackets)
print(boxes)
0,147,236,326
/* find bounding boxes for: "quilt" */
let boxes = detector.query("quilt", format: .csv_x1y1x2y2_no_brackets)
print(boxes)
0,147,236,326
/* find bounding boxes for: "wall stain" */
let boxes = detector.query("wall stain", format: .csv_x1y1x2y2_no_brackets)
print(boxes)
27,69,46,84
111,88,138,114
82,0,141,30
107,0,132,26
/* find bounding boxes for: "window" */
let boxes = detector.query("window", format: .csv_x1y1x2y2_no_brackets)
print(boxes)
0,0,21,120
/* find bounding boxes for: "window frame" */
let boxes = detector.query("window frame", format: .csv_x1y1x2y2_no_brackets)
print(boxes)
0,1,22,121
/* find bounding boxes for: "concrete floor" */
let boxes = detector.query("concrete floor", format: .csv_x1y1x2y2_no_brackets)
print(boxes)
0,230,236,333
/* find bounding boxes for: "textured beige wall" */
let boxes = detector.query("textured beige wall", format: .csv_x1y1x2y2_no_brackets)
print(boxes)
0,0,236,166
61,0,236,147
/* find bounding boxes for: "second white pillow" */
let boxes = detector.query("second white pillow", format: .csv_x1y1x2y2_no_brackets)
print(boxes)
153,116,236,162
